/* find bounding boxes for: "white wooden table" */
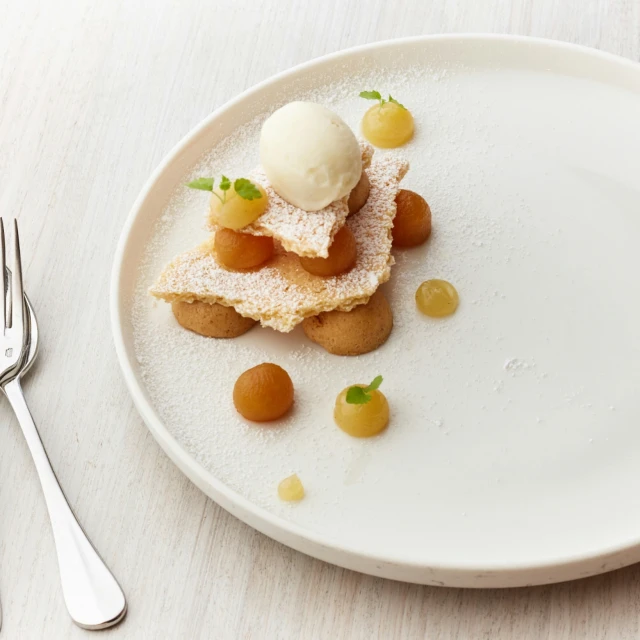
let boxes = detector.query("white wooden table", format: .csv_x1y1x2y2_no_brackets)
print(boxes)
1,1,639,637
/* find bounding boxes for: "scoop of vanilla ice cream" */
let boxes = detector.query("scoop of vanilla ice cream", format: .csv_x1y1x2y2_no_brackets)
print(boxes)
259,102,362,211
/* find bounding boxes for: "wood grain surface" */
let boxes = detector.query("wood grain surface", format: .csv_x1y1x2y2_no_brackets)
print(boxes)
1,0,639,637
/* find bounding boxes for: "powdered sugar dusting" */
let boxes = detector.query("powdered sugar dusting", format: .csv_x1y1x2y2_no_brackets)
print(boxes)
129,58,635,546
131,66,532,516
209,142,375,258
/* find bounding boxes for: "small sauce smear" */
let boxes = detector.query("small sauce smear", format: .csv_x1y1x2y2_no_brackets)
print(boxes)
278,474,305,501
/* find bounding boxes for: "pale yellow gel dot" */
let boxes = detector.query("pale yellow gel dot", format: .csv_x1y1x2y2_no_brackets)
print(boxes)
415,279,459,318
334,386,389,438
361,102,414,148
278,474,305,502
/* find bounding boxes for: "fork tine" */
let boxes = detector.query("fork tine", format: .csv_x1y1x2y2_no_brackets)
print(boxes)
0,219,6,331
11,220,24,336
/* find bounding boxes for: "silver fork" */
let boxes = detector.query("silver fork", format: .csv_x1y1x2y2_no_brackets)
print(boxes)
0,219,127,629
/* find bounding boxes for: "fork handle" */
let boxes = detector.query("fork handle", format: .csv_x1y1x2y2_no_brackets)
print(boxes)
3,379,127,630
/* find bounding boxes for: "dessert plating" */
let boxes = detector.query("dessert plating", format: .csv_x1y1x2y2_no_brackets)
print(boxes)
151,153,408,333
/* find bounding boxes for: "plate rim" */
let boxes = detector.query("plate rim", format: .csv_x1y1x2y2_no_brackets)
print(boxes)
110,33,640,587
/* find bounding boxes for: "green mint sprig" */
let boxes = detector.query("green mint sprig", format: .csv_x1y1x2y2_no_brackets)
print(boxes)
233,178,262,200
186,177,215,191
346,375,383,405
359,90,406,110
186,175,262,204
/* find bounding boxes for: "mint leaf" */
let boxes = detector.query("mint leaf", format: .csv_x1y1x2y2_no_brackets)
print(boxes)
359,90,382,101
219,175,231,191
346,386,369,404
234,178,262,200
388,95,406,109
365,375,383,392
186,177,214,191
346,375,383,405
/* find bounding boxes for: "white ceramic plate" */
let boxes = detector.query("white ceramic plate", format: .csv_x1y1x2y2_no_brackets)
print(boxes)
111,35,640,587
